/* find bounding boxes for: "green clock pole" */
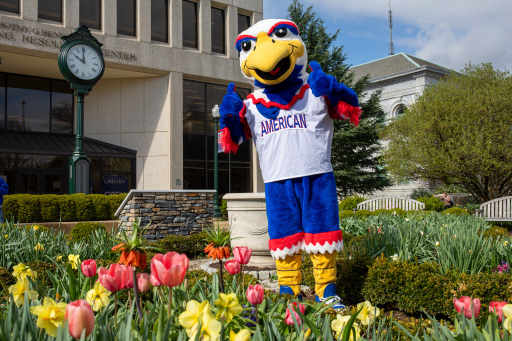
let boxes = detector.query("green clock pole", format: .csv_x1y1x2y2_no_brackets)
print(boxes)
212,105,221,218
68,92,88,194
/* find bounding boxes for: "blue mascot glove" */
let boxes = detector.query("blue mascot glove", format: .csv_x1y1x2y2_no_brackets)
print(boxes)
220,83,244,117
307,61,333,98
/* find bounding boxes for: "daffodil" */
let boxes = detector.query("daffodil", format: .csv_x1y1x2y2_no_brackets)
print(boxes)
34,243,44,251
12,263,37,280
4,235,8,239
503,304,512,332
68,254,80,270
179,300,212,337
331,314,361,341
33,225,39,230
8,277,38,306
214,293,243,322
230,329,251,341
420,231,424,236
356,301,380,325
189,311,221,341
405,218,409,222
56,255,62,262
86,281,111,311
435,241,440,247
30,297,68,337
505,241,509,246
390,254,399,262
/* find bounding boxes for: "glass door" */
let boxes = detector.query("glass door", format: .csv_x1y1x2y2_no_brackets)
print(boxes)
18,170,40,194
42,170,63,194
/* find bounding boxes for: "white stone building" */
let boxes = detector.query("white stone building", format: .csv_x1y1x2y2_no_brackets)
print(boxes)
350,52,452,197
0,0,264,196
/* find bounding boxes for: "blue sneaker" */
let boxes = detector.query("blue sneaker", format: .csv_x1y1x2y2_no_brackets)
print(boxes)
315,283,345,309
280,285,303,301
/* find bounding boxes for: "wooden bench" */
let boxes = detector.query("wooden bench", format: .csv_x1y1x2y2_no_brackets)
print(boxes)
475,196,512,221
356,197,425,212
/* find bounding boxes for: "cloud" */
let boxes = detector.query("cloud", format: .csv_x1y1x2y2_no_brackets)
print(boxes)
264,0,512,70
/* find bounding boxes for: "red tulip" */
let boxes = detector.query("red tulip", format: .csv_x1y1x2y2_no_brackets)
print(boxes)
120,265,133,289
98,264,124,292
151,252,189,288
233,246,252,265
285,302,306,325
453,296,481,319
150,273,161,287
224,260,241,275
137,273,150,293
80,260,97,278
247,284,264,305
65,299,95,339
489,301,508,322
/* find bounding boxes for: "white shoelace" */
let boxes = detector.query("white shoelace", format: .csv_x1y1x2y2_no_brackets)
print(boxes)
319,295,343,306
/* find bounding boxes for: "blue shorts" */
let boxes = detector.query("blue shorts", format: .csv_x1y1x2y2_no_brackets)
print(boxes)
265,172,343,259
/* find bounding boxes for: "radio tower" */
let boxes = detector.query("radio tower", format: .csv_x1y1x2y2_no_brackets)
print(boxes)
388,0,394,55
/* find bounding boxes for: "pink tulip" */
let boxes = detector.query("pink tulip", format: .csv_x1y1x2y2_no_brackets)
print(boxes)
285,302,306,325
137,273,150,293
120,265,133,289
98,264,124,292
80,260,97,278
224,260,241,275
247,284,264,305
65,299,95,339
151,252,189,288
489,301,508,322
150,273,161,287
233,246,252,265
453,296,481,319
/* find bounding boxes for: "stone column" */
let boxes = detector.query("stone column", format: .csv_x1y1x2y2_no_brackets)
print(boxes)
169,72,184,189
137,0,151,43
252,12,263,25
169,0,182,48
199,0,211,54
103,0,117,36
226,5,238,60
21,0,37,21
252,142,264,192
63,0,79,29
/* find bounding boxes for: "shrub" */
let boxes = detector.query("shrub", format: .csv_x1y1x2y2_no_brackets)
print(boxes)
58,195,76,222
372,209,389,216
442,207,469,216
70,222,107,242
14,195,41,223
0,267,15,296
90,194,110,221
38,195,60,222
26,261,58,292
389,208,407,216
338,195,366,211
482,226,508,239
72,194,94,221
339,210,355,219
417,195,444,212
220,199,228,219
106,194,126,220
410,187,432,200
355,209,372,218
151,231,209,259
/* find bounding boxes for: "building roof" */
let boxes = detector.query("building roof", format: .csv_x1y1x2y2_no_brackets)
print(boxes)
0,131,137,158
350,52,453,81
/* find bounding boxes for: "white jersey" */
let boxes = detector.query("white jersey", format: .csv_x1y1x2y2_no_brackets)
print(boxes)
244,88,334,183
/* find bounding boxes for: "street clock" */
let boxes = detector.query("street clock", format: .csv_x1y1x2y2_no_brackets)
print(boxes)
58,26,105,194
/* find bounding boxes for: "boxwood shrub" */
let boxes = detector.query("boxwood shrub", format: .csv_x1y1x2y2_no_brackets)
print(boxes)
3,193,126,223
442,207,469,216
417,195,444,212
70,222,107,242
338,195,366,211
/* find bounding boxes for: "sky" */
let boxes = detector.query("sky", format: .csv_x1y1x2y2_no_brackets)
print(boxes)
263,0,512,71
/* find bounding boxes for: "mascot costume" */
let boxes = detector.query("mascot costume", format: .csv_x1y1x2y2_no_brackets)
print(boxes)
219,19,361,309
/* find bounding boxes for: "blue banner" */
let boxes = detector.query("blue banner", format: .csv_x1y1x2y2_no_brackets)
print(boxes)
102,174,128,195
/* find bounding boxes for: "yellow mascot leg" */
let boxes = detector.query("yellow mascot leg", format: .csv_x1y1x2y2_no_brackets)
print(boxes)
275,252,302,297
310,251,337,298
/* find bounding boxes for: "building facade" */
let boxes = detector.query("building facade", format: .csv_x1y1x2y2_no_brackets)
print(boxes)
350,53,452,197
0,0,264,196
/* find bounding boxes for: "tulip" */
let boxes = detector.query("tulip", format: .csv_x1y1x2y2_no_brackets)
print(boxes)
224,260,241,275
120,265,133,289
65,299,95,339
285,302,305,325
247,284,264,306
151,252,189,288
98,264,123,292
233,246,252,265
137,273,150,293
150,273,161,287
453,296,481,319
489,301,508,323
81,260,97,277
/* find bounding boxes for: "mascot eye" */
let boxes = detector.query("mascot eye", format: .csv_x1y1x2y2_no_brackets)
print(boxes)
241,41,252,52
274,27,288,38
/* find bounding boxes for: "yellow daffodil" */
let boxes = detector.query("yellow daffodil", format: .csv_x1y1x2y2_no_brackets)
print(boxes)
86,281,111,311
68,254,80,270
503,305,512,332
179,300,212,337
8,277,38,306
4,235,8,239
33,225,39,230
189,311,221,341
34,243,44,251
214,293,243,323
390,254,399,262
435,241,440,247
30,297,68,337
303,329,311,340
12,263,37,280
56,255,62,262
405,218,409,222
230,329,251,341
356,301,380,326
331,314,361,341
505,241,509,246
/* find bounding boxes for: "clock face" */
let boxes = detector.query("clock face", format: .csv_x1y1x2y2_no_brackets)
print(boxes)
66,43,103,81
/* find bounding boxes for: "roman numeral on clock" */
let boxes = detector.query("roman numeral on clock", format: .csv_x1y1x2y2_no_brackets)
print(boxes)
70,64,75,69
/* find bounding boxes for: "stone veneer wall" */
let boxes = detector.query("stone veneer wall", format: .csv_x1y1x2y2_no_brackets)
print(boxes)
116,190,215,241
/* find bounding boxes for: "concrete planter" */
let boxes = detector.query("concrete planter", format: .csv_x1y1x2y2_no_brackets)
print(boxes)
223,193,275,268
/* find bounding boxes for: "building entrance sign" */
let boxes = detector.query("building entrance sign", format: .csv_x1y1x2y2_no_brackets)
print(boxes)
58,26,105,194
102,174,129,195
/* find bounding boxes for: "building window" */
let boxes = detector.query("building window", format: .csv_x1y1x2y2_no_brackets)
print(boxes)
79,0,101,30
38,0,62,22
0,0,18,14
238,14,250,34
395,105,406,117
183,80,251,195
90,157,134,194
211,8,225,54
182,0,197,49
117,0,136,36
0,73,73,133
151,0,168,42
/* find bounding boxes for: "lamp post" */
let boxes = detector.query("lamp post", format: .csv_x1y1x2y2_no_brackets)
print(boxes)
212,104,222,218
